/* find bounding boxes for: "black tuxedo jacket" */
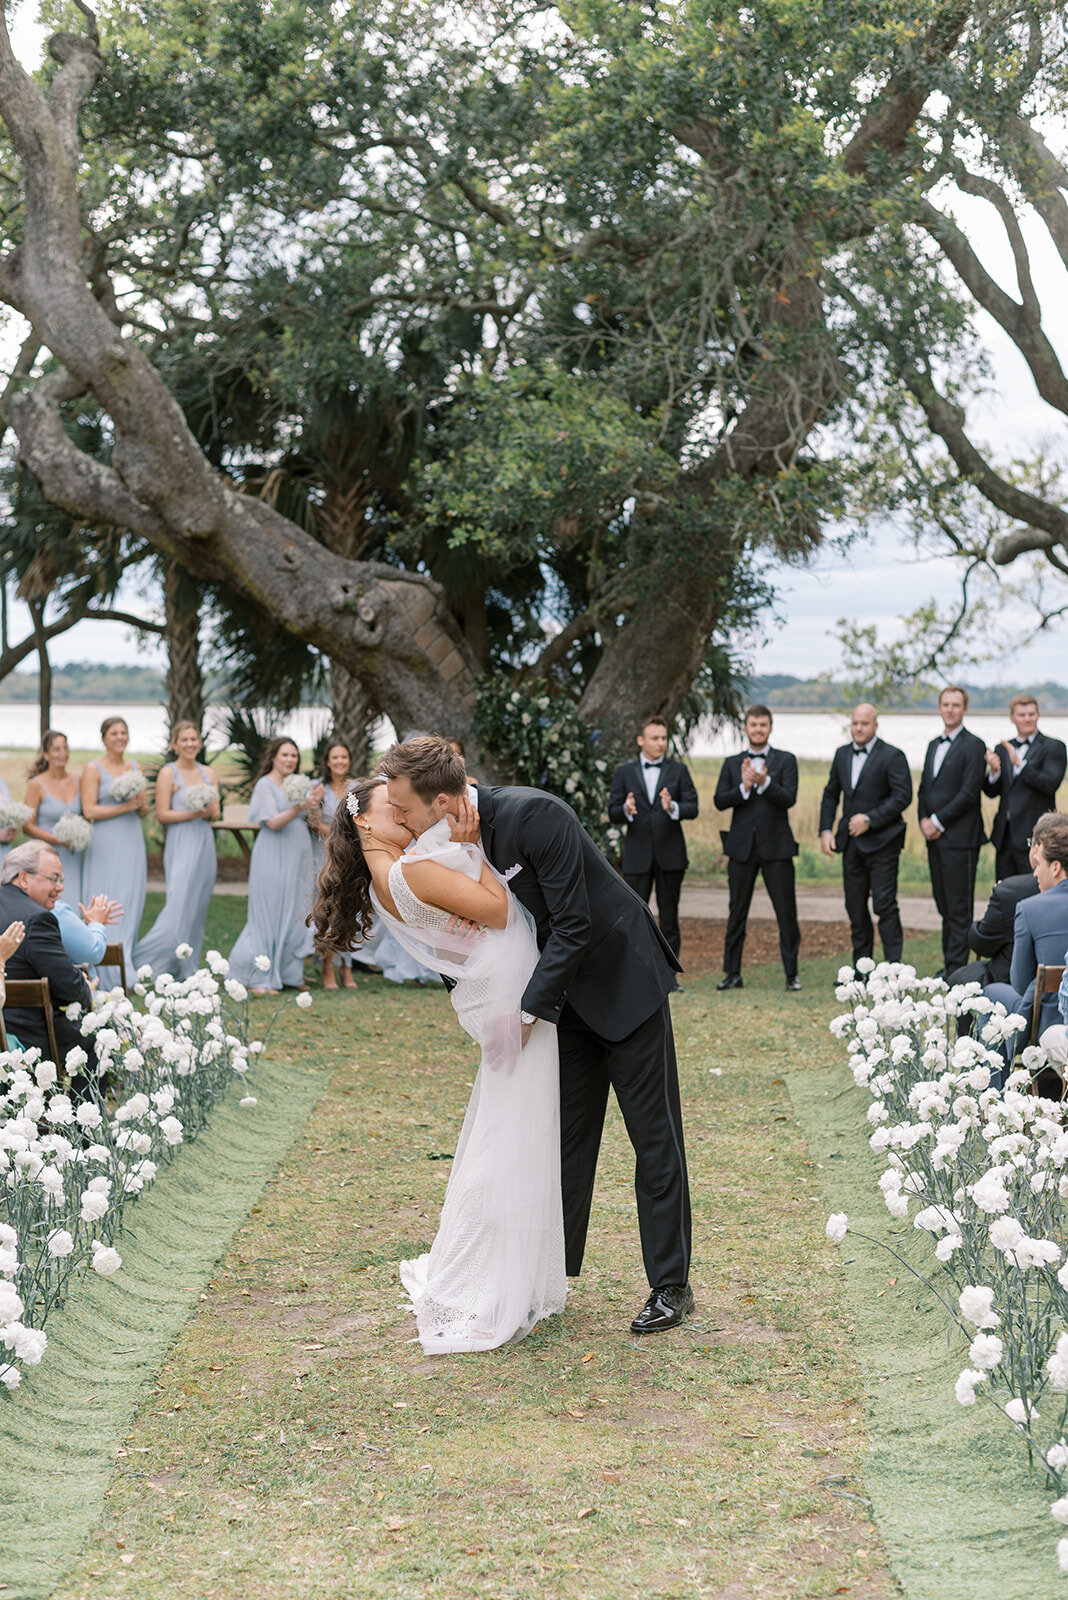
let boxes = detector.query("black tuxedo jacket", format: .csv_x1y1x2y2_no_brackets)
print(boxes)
475,784,679,1041
818,738,912,856
0,881,93,1062
968,872,1040,986
608,758,699,874
713,747,798,863
916,727,987,850
983,729,1067,854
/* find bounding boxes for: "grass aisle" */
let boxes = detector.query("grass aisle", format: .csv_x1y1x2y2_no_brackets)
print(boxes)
48,965,898,1600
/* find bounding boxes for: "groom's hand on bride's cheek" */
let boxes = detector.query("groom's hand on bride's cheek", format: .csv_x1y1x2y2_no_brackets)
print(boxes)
448,794,480,845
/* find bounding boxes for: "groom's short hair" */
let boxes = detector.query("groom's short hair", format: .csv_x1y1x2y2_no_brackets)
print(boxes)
379,736,467,800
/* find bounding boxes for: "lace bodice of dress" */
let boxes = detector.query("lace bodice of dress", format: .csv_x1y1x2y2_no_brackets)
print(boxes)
387,857,455,936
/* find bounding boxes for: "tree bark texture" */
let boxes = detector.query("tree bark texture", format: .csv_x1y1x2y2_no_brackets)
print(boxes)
162,561,205,737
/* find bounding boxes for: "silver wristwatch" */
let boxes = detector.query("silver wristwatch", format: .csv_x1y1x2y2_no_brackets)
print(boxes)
520,1011,537,1027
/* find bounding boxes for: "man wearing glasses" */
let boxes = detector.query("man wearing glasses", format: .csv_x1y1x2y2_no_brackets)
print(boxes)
0,841,97,1078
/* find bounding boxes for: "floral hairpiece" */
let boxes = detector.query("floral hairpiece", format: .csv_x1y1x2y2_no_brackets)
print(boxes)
346,776,386,819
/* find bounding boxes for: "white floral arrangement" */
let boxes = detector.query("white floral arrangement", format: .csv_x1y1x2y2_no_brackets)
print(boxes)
182,783,216,814
109,770,147,803
53,813,93,853
0,958,307,1392
282,772,312,804
825,961,1068,1572
0,800,32,830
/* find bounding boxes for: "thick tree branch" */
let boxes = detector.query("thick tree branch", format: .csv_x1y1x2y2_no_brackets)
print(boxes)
841,9,970,178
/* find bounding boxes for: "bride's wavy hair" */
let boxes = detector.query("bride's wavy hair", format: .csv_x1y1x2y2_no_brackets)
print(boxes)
311,775,385,956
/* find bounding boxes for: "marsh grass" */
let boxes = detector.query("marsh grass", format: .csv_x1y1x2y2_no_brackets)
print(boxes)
47,942,954,1600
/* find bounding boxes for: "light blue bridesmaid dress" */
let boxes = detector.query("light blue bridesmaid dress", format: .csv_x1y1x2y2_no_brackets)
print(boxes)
227,776,314,989
133,762,218,979
81,759,148,989
0,777,14,870
35,785,85,909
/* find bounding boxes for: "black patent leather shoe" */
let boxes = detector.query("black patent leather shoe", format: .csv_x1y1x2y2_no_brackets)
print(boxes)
716,974,744,991
785,975,802,992
630,1283,695,1334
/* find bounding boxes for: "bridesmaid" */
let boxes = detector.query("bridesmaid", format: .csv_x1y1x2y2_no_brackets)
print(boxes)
227,737,321,994
307,740,358,989
0,776,18,869
133,721,220,979
23,730,84,908
81,716,149,989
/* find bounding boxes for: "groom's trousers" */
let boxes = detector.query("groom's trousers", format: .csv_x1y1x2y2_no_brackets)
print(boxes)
556,999,691,1288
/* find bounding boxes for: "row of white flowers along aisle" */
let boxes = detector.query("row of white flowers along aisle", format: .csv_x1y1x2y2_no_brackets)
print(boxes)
824,961,1068,1573
0,950,312,1389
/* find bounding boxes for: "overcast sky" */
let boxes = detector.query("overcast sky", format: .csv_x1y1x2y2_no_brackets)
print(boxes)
3,3,1067,683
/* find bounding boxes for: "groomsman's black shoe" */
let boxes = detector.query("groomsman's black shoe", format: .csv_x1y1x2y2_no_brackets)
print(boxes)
630,1284,695,1334
785,975,802,992
716,974,744,991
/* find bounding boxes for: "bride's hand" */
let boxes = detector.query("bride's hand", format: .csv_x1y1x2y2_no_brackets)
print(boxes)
484,1012,521,1074
445,914,484,941
447,794,480,845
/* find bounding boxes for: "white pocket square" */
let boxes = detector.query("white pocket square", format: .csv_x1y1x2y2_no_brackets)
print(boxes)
502,863,523,881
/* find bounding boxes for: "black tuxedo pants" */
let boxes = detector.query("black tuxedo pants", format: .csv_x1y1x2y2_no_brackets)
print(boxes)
927,844,979,972
624,867,685,959
557,1000,691,1288
723,856,800,977
996,842,1032,880
841,841,903,964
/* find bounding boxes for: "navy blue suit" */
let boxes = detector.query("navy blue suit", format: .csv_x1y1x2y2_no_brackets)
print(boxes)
985,879,1068,1060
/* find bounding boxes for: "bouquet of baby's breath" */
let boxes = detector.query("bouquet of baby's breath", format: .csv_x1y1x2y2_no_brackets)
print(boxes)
54,813,93,853
109,770,147,803
281,773,312,804
183,783,216,814
0,800,32,830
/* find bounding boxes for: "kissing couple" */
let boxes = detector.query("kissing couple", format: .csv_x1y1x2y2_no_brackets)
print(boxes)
313,736,693,1351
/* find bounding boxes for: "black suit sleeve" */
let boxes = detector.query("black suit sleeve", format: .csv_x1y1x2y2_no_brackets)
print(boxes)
818,758,843,834
714,759,741,812
969,881,1016,958
932,736,985,830
865,748,912,833
675,763,699,821
762,752,797,811
1017,737,1067,801
607,764,632,826
982,749,1005,800
515,803,595,1021
21,912,92,1008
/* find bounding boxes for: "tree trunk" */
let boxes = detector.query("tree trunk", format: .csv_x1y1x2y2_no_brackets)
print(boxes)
29,598,51,742
162,560,204,735
329,661,373,771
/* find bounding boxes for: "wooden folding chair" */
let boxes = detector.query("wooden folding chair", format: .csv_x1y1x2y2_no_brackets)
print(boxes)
101,942,128,992
1030,964,1067,1101
0,1010,8,1052
3,976,59,1065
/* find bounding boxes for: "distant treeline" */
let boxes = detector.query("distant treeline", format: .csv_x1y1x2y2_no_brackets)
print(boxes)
0,662,167,702
748,674,1068,712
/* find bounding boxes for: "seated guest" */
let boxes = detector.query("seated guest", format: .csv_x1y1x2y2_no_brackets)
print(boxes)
947,867,1041,990
55,894,124,967
983,813,1068,1074
0,842,96,1073
0,919,26,1046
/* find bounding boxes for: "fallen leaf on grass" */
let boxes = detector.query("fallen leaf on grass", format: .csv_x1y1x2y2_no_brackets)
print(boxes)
672,1517,692,1527
577,1507,596,1519
385,1518,413,1533
599,1471,620,1483
581,1351,594,1363
566,1409,585,1419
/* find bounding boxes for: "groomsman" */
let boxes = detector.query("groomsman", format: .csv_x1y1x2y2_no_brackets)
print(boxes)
983,694,1066,879
917,685,987,976
713,705,801,991
608,717,699,960
818,703,912,968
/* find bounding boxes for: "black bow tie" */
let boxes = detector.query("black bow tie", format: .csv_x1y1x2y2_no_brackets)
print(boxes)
1010,737,1028,748
852,745,868,756
643,761,662,769
938,734,952,744
745,751,766,760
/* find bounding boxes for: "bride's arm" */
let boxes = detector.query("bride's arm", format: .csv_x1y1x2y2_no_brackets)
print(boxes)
399,859,509,929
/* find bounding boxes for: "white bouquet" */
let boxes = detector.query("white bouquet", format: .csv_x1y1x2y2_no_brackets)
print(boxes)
109,770,147,803
54,812,94,853
282,773,312,804
0,800,32,829
183,783,216,814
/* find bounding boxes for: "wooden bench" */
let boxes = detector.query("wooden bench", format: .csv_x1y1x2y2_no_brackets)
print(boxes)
101,942,128,992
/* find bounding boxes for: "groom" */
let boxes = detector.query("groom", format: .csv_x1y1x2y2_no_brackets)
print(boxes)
380,737,694,1334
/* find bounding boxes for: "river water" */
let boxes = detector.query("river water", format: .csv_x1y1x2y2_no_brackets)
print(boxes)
3,702,1067,771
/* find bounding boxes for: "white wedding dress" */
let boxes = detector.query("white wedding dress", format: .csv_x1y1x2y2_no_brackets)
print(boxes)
373,819,566,1354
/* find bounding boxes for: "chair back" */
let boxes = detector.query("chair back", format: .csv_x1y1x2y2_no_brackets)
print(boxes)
3,976,59,1064
101,943,128,992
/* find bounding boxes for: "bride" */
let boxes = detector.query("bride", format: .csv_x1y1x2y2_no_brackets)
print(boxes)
313,775,566,1353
